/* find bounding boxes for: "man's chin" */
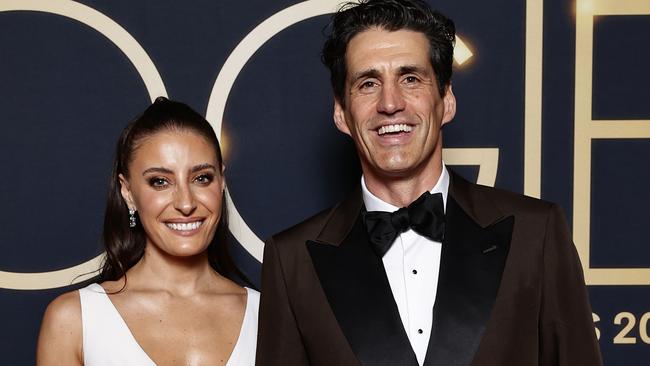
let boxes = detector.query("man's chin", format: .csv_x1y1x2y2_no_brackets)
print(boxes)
366,163,418,179
363,155,441,180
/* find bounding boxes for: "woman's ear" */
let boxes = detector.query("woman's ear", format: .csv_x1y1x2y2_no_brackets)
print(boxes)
118,174,136,210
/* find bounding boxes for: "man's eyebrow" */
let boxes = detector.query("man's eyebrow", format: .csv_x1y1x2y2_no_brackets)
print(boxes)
350,68,380,83
398,65,428,75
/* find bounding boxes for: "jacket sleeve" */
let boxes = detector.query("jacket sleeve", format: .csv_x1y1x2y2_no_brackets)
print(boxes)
538,204,603,366
256,237,310,366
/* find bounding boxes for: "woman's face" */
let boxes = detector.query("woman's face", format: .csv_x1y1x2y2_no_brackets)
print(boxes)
119,130,224,258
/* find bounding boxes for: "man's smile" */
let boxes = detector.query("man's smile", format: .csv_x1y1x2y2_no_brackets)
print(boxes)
377,123,413,136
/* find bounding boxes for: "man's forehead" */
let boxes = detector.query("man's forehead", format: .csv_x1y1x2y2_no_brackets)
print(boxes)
345,29,432,77
347,28,429,52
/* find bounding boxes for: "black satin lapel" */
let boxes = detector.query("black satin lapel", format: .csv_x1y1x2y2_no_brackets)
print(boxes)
424,197,514,366
307,216,418,366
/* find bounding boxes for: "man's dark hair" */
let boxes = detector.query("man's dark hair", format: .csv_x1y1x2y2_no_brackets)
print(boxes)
322,0,455,104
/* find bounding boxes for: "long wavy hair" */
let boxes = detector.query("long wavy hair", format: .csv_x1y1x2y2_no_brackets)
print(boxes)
99,97,248,286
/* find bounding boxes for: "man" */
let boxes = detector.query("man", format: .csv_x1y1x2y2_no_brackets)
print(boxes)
257,0,602,365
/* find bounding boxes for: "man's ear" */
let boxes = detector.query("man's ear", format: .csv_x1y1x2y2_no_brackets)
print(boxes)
441,84,457,126
333,97,351,136
118,174,136,210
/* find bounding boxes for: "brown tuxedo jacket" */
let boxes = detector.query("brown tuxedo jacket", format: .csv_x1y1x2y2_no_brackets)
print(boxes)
256,173,602,366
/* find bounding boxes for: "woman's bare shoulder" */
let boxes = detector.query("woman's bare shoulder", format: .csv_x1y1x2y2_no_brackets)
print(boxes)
42,290,82,329
37,290,83,365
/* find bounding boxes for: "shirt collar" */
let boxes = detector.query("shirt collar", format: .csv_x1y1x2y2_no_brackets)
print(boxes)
362,163,449,213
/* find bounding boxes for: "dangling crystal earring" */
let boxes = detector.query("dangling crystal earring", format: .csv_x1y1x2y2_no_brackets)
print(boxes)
129,208,137,228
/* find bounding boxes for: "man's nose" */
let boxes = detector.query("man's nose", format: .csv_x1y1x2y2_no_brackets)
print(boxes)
173,183,197,215
377,82,406,114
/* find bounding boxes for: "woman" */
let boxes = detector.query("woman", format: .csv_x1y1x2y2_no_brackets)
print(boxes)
36,97,258,365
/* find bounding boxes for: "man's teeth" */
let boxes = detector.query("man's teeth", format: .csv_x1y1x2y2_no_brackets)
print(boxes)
378,124,412,135
166,221,203,231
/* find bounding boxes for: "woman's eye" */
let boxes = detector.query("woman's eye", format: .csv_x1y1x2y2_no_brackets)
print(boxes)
194,174,214,185
148,177,169,188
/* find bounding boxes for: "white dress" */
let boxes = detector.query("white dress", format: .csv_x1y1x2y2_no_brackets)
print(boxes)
79,283,259,365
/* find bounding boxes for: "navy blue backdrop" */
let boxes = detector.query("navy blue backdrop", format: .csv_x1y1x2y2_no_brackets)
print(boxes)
1,0,649,364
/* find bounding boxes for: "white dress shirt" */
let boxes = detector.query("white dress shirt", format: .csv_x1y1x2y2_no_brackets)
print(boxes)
361,166,449,366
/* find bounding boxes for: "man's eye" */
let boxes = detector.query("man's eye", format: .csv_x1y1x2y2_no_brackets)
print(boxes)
404,76,418,83
194,174,214,185
148,177,169,188
360,81,377,89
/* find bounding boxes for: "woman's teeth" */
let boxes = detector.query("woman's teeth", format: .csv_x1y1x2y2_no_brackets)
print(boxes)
166,221,203,231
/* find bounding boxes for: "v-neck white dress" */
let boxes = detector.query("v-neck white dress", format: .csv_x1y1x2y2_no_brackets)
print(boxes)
79,283,259,365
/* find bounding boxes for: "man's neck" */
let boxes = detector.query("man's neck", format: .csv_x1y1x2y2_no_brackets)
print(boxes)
363,163,444,207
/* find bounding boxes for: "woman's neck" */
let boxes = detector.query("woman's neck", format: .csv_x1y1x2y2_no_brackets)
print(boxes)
122,245,230,296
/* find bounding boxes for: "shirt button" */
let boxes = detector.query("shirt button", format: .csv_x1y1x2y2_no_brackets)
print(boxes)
412,269,418,274
418,329,423,334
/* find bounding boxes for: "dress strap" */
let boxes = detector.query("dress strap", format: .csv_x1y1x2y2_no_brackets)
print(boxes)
78,283,156,365
226,287,260,366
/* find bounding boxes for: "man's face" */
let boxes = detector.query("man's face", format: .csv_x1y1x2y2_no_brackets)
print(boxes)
334,28,456,181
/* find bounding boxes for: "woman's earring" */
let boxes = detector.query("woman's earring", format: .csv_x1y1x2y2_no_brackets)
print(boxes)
129,208,137,228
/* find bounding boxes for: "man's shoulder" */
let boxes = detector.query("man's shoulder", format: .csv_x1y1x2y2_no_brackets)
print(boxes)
453,174,557,217
268,204,338,247
268,186,363,250
478,183,551,208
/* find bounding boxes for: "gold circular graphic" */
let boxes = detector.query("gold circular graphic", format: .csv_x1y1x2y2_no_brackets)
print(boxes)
0,0,487,288
206,0,341,262
0,0,167,290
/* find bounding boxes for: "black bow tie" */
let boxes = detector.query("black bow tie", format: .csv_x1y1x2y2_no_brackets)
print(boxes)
363,191,445,258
